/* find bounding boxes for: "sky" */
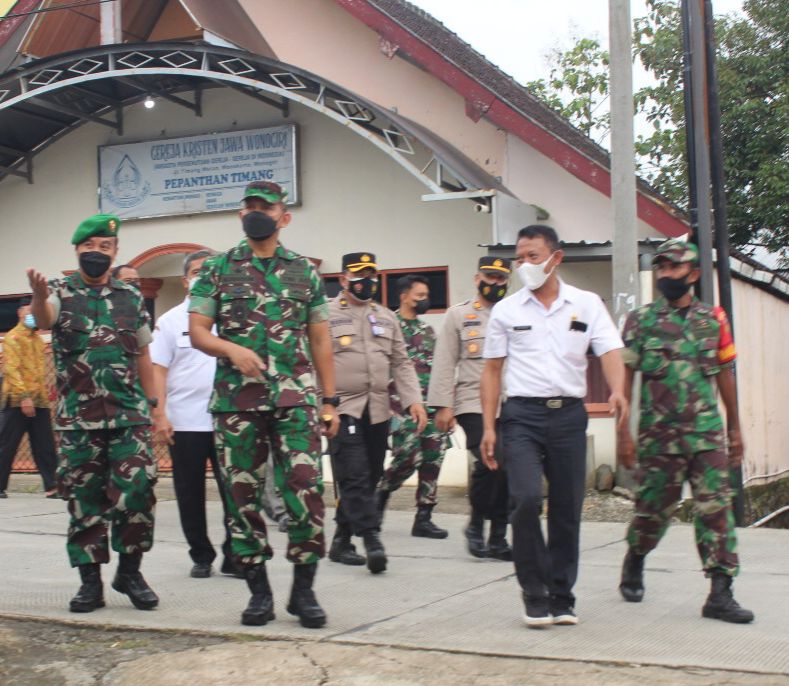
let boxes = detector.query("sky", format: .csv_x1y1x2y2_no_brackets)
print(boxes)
408,0,745,86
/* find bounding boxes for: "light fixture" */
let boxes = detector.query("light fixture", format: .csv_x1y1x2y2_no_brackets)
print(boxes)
143,95,155,109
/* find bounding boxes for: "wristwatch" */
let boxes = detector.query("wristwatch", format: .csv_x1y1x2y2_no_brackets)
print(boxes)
321,396,340,407
148,397,159,409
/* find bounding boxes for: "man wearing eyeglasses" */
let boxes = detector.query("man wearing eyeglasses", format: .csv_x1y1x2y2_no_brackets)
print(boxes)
327,253,426,574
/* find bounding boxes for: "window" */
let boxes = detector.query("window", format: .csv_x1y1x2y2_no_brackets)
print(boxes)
321,267,449,312
0,296,28,333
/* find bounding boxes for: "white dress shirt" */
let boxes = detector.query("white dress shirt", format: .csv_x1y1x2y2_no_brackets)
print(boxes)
150,298,216,432
483,279,623,398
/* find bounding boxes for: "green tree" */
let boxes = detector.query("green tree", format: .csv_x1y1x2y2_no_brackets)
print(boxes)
528,0,788,259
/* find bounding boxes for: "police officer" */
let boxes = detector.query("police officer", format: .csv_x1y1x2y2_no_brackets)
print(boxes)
27,214,164,613
189,181,338,629
328,253,426,574
427,256,512,559
377,274,449,539
617,238,753,624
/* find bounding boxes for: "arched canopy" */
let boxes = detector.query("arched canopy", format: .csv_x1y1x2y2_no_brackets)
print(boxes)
0,41,509,201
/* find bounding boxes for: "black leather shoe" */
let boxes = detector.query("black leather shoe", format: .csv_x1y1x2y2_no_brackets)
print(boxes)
464,513,488,558
487,520,512,561
702,573,754,624
112,553,159,610
328,532,366,566
287,563,327,628
242,564,275,626
190,562,213,578
363,530,387,574
220,557,245,578
412,505,449,539
619,550,645,603
69,563,105,613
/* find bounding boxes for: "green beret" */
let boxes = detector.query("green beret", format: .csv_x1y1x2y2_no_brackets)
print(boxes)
242,182,288,204
652,238,699,265
71,214,121,245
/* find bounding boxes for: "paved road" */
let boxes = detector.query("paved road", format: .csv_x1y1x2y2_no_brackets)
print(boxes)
0,493,786,678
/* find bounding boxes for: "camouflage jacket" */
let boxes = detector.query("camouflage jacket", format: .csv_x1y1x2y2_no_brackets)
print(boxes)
622,297,733,455
49,272,152,431
189,240,329,413
390,313,435,415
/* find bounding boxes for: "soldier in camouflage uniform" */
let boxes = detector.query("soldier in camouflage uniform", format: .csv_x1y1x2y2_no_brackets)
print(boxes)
377,275,449,539
617,238,753,624
189,181,339,629
27,214,164,613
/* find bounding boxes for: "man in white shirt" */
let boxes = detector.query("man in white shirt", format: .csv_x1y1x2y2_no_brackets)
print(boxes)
150,249,236,579
481,225,628,628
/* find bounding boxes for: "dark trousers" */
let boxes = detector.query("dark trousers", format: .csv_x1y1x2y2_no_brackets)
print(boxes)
0,407,57,491
500,398,588,603
329,407,389,536
169,431,232,564
456,413,509,522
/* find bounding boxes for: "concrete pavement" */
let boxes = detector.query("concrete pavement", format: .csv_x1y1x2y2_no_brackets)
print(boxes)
0,493,786,676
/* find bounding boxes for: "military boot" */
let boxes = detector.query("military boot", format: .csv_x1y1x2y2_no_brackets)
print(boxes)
619,550,646,602
464,511,488,558
701,573,754,624
328,527,366,566
487,520,512,561
242,563,276,626
375,489,391,528
286,563,327,629
112,553,159,610
69,563,105,613
362,530,387,574
412,505,449,539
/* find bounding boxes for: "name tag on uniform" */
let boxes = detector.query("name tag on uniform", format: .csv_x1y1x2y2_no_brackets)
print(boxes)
570,320,588,332
513,325,532,331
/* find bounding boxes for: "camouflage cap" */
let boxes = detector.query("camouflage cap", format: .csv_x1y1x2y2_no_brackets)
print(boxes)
478,256,511,274
242,181,288,204
652,238,699,265
71,214,121,245
342,252,378,272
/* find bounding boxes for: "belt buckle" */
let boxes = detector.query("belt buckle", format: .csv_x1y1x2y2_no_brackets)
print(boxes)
546,399,563,409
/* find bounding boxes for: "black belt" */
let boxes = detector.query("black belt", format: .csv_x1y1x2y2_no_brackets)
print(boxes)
511,396,583,409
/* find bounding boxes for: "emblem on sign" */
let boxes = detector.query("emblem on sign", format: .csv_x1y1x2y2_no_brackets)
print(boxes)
103,154,150,209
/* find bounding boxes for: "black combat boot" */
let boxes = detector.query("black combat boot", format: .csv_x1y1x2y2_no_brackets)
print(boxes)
701,573,754,624
412,505,449,539
69,563,105,613
328,527,366,566
286,563,327,629
487,520,512,560
362,530,387,574
241,563,276,626
112,553,159,610
375,489,391,527
464,511,488,558
619,550,646,602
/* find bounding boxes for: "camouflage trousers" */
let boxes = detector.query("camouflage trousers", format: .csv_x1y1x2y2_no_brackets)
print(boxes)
626,448,739,576
214,407,325,566
379,415,448,506
57,426,157,567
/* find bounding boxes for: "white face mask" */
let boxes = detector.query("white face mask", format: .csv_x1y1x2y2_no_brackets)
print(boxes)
187,277,198,292
517,254,556,291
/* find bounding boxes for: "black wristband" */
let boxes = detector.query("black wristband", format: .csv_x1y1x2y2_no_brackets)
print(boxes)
321,396,340,407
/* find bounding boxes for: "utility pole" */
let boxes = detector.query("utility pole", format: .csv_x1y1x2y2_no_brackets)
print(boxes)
100,0,122,45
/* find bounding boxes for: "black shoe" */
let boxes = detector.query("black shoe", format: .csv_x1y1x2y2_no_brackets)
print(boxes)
241,564,276,626
328,532,366,566
701,573,754,624
375,489,391,528
362,530,387,574
287,563,327,629
550,595,578,625
0,490,7,499
412,505,449,539
111,553,159,610
220,557,245,578
190,562,213,578
464,513,488,558
522,593,552,629
487,520,512,561
69,563,105,613
619,550,645,603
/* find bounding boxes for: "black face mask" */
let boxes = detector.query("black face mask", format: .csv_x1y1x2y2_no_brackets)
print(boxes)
242,211,278,241
349,277,378,301
657,275,693,301
414,298,430,315
478,279,507,303
79,251,112,279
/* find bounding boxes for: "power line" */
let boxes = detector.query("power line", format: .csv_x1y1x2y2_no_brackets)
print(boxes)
0,0,117,22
